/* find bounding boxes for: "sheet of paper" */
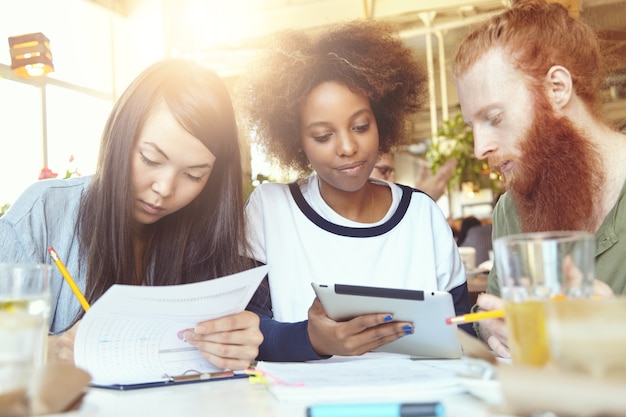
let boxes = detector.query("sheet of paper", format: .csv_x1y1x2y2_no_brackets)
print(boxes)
74,265,268,386
256,352,472,404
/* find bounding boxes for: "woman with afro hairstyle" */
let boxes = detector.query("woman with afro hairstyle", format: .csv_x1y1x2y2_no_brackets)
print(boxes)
238,20,472,362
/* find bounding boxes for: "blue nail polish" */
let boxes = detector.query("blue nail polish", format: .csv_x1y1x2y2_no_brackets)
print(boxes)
403,325,413,335
384,315,393,322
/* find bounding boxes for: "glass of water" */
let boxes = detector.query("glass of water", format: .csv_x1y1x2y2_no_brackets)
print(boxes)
0,263,52,398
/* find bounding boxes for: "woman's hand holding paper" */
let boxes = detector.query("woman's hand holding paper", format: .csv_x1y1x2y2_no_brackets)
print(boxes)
184,311,263,370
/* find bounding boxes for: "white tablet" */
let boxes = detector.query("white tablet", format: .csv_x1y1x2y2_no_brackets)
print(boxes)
311,282,462,359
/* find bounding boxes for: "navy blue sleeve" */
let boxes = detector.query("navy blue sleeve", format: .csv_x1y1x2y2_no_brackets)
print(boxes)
257,316,328,362
245,272,328,362
449,282,476,337
245,275,272,317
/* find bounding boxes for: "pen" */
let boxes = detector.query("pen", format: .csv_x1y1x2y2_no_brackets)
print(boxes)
306,402,444,417
48,247,90,311
445,309,505,325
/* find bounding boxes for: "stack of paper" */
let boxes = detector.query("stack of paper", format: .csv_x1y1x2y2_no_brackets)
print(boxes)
255,352,472,404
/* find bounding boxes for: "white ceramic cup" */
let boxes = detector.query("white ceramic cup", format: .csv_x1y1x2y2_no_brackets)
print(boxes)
458,246,476,271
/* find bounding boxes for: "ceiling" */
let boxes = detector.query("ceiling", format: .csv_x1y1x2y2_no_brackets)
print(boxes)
91,0,626,76
91,0,626,141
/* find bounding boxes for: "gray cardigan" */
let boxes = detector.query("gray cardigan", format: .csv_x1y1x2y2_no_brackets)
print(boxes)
0,176,90,333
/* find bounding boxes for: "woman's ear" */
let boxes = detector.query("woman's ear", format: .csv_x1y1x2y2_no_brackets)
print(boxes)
545,65,573,112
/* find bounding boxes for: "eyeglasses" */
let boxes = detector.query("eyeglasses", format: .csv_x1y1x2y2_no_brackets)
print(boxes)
374,165,395,179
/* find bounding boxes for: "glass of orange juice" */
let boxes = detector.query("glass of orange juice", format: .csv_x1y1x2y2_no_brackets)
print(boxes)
493,231,594,367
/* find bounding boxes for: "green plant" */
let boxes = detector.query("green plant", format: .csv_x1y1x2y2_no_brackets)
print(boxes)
426,114,500,193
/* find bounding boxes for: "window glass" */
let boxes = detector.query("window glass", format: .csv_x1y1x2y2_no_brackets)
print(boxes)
45,85,113,179
0,79,43,205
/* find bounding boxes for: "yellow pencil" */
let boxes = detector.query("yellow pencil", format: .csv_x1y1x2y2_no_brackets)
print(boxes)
48,247,90,311
445,309,505,325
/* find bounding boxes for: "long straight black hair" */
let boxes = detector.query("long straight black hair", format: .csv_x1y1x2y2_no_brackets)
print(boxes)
78,59,254,306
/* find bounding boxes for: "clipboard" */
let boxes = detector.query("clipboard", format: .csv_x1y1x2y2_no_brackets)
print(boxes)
91,370,250,391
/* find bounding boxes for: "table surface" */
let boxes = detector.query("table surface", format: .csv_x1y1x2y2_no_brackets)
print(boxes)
42,273,495,417
40,274,497,417
45,367,518,417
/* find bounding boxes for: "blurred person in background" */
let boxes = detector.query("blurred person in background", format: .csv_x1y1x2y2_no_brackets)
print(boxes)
371,152,457,201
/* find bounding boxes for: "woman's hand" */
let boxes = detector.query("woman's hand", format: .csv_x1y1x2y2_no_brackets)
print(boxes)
48,321,80,364
475,294,510,358
184,311,262,370
307,298,413,356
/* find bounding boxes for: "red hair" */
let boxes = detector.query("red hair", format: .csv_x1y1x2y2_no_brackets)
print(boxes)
453,0,605,117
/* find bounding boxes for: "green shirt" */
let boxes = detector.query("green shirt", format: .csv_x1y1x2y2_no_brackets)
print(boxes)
487,180,626,296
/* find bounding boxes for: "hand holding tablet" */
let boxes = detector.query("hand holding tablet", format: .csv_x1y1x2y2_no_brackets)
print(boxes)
311,283,462,359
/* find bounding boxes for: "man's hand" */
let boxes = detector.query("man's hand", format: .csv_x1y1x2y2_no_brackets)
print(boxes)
562,255,615,298
475,294,510,358
307,298,412,356
184,311,262,370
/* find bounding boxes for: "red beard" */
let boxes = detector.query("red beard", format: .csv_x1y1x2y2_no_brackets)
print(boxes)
502,96,603,233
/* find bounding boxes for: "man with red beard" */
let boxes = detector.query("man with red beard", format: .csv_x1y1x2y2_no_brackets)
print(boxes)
453,0,626,357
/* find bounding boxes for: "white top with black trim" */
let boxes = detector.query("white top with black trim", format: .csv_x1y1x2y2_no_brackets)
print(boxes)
245,174,466,323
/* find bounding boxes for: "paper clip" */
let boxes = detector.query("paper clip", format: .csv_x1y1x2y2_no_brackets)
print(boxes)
169,369,236,383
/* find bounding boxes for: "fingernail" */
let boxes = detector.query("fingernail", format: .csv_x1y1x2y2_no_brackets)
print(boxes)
403,325,413,335
178,328,196,342
384,315,393,322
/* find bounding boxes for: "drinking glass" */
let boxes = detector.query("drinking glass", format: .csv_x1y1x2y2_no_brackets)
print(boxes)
546,297,626,380
0,263,53,398
493,231,594,367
